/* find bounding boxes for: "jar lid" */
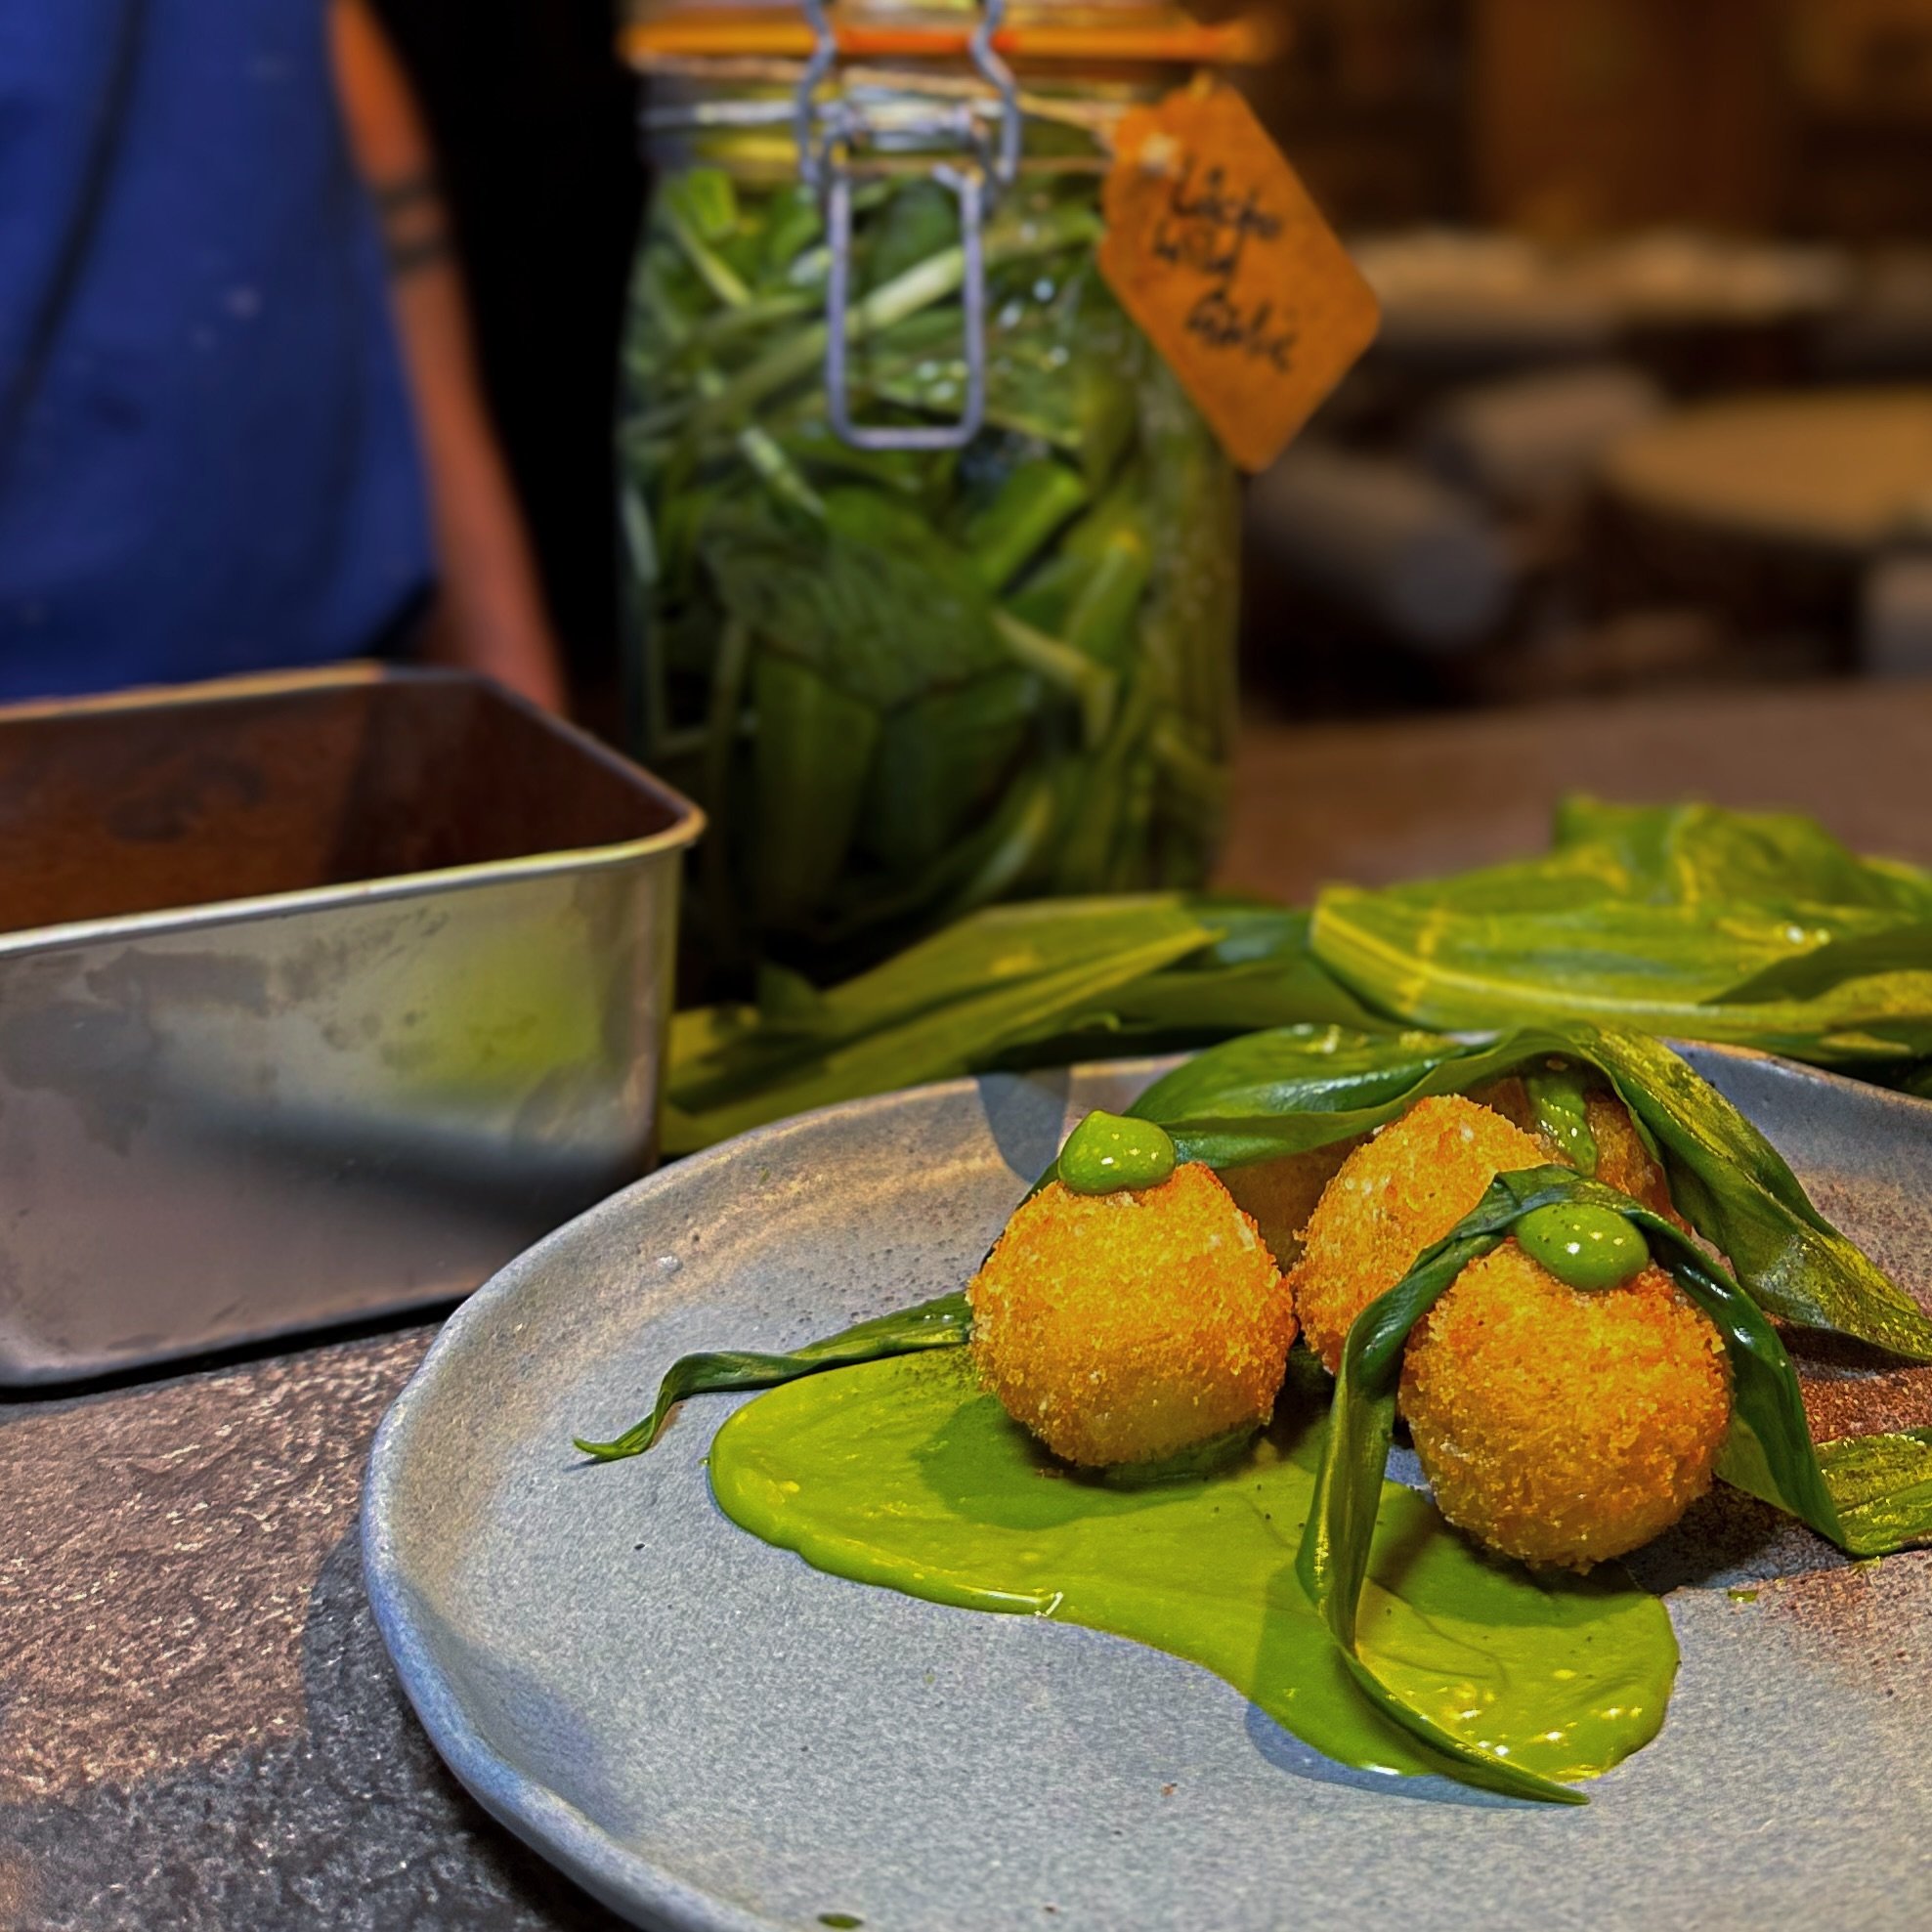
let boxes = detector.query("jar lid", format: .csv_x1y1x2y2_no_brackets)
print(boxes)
623,1,1277,71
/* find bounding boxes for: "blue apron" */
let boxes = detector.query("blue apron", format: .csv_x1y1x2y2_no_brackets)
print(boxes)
0,0,433,701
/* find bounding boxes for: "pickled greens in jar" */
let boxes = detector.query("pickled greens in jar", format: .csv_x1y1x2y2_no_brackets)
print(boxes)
620,152,1239,986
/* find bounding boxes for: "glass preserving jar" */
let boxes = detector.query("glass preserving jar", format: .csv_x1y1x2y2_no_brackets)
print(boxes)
620,1,1265,988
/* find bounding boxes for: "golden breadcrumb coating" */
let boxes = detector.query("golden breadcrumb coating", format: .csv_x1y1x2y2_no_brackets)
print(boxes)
1400,1244,1732,1569
968,1164,1296,1467
1285,1095,1548,1372
1586,1091,1681,1220
1473,1075,1678,1220
1220,1138,1361,1267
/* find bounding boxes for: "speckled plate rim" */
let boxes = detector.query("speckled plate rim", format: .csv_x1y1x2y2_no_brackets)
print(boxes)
359,1077,994,1932
362,1044,1932,1931
362,1063,1185,1932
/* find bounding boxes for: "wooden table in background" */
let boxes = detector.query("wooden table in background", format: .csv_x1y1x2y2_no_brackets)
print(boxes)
1222,677,1932,902
4,679,1930,1930
1599,390,1932,559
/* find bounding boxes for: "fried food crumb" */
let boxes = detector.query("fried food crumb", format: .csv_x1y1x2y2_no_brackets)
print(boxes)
968,1165,1296,1467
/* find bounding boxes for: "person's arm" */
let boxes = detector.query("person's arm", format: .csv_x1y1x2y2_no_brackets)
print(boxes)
328,0,567,711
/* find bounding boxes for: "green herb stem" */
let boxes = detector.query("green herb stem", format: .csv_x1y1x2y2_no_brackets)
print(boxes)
992,610,1117,746
692,205,1103,436
573,1292,971,1461
663,204,752,310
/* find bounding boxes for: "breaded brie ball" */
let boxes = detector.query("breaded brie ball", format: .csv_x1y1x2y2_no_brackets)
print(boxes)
1400,1243,1732,1569
1219,1138,1360,1268
1285,1095,1549,1371
967,1164,1296,1467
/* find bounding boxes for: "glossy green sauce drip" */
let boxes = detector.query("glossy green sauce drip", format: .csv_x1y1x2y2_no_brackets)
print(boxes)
1057,1110,1177,1194
709,1352,1677,1787
1518,1203,1651,1291
1524,1066,1599,1177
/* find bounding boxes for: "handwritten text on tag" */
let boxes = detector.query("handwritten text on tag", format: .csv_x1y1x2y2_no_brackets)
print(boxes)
1099,85,1380,473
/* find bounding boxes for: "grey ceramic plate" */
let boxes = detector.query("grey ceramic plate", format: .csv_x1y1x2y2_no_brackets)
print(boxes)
364,1049,1932,1932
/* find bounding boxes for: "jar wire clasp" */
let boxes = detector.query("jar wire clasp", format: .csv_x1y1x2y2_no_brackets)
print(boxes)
795,0,1022,451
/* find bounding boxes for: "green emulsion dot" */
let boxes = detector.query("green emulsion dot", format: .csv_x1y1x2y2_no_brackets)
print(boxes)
1058,1109,1178,1195
1516,1203,1649,1292
1524,1064,1600,1178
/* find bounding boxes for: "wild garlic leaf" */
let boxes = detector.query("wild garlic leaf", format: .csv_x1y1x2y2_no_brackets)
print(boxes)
1129,1023,1932,1361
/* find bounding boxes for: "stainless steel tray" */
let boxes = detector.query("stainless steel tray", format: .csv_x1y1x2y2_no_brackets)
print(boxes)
0,665,701,1384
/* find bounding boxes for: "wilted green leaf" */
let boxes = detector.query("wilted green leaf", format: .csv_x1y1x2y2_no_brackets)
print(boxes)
858,669,1042,872
664,897,1223,1151
1311,797,1932,1064
573,1292,969,1462
1127,1022,1932,1361
703,488,1005,711
749,652,880,927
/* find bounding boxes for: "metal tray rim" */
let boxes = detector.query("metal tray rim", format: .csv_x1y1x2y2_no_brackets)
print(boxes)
0,664,705,959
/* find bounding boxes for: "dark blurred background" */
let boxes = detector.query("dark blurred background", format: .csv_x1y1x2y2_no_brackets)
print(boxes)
368,0,642,712
375,0,1932,725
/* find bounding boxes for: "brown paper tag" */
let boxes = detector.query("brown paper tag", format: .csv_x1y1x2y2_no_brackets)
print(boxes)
1098,83,1380,473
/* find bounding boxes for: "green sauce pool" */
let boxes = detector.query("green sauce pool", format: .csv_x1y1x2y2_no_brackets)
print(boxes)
708,1352,1677,1788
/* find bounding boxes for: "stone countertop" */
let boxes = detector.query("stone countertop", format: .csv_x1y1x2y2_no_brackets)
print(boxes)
0,1328,616,1932
4,679,1929,1931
